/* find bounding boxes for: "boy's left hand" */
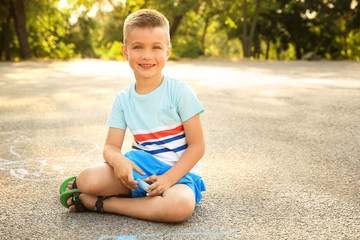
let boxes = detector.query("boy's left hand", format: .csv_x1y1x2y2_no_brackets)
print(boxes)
144,174,173,197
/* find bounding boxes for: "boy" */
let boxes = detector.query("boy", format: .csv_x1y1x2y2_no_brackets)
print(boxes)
60,9,206,222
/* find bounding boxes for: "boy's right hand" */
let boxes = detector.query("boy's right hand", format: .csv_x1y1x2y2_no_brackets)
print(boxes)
113,157,145,191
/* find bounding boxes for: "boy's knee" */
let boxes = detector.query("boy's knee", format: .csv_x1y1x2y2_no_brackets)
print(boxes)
77,168,103,194
160,194,195,222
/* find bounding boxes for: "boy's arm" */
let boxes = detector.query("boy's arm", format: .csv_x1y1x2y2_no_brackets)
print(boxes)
145,113,205,196
103,127,145,190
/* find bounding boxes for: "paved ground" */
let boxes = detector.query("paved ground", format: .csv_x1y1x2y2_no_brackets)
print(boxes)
0,59,359,239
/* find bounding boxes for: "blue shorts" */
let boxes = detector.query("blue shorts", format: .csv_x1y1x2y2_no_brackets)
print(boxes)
124,151,206,205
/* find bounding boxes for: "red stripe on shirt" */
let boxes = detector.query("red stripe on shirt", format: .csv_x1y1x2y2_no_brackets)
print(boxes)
134,125,184,142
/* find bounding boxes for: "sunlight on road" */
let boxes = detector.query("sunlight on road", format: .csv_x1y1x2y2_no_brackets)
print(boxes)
1,60,359,93
57,60,133,77
165,61,360,89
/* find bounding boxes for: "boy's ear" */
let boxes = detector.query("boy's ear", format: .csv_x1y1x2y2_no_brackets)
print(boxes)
166,46,171,60
121,45,128,60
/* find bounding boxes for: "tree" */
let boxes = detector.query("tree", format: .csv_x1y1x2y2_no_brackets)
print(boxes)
197,0,227,55
0,0,12,60
10,0,31,59
150,0,201,38
220,0,262,58
310,0,360,59
0,0,31,60
242,0,261,58
2,0,359,61
254,0,283,59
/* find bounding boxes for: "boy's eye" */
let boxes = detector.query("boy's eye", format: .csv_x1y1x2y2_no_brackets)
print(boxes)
153,46,162,50
133,45,142,49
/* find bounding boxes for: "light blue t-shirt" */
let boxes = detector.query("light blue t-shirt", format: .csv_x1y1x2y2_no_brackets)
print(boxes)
107,75,204,175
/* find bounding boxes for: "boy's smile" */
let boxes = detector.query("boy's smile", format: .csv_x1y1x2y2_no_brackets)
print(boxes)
139,64,156,70
122,27,171,86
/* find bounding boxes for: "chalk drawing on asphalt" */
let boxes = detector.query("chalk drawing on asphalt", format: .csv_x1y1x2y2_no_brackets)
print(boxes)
98,232,246,240
0,136,99,181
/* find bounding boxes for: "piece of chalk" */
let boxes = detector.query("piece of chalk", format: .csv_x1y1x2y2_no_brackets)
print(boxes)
136,178,151,193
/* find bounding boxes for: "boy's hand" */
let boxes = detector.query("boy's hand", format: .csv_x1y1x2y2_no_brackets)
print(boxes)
144,174,173,197
113,157,145,191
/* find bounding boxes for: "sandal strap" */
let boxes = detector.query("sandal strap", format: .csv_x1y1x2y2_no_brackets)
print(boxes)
72,192,87,212
72,178,78,189
95,197,104,213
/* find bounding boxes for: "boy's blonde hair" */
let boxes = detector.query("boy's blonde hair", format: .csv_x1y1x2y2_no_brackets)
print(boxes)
123,9,170,45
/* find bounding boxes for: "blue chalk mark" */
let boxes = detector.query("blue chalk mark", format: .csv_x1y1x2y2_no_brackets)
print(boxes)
99,231,245,240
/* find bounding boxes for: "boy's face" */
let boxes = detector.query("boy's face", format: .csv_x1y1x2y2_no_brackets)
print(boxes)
122,26,171,82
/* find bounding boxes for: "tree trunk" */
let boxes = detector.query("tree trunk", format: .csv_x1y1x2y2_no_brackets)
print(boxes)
248,0,260,49
276,42,280,60
3,12,12,61
265,39,270,60
170,15,183,38
10,0,31,59
295,44,302,60
242,0,250,58
253,39,260,59
242,0,261,58
343,33,348,58
199,16,210,55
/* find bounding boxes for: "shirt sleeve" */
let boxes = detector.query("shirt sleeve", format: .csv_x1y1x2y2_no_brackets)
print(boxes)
106,93,127,129
175,82,204,122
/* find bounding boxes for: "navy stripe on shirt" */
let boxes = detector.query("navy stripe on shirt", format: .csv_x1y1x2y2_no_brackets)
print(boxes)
132,144,188,155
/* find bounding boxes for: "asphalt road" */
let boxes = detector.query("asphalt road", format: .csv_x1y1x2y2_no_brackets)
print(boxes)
0,59,359,239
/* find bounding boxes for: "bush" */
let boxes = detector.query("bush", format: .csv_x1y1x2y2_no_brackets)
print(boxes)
95,41,124,60
53,42,76,59
171,38,202,59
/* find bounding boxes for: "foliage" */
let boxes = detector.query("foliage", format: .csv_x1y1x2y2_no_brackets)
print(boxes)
26,0,76,59
170,9,203,59
1,0,360,61
95,40,124,60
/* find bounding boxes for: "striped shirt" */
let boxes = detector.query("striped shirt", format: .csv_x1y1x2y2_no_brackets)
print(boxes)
107,76,204,175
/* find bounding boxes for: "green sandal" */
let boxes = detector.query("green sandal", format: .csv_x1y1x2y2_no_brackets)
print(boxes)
60,189,105,213
60,176,106,213
59,176,77,194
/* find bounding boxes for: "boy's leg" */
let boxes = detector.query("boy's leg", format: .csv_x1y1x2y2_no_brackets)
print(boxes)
73,184,196,222
66,162,131,197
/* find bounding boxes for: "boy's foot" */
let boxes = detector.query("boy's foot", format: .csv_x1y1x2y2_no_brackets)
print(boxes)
66,193,98,212
64,180,104,212
65,179,76,192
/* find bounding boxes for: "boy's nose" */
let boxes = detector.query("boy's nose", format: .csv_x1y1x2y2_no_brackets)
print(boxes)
142,49,152,59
